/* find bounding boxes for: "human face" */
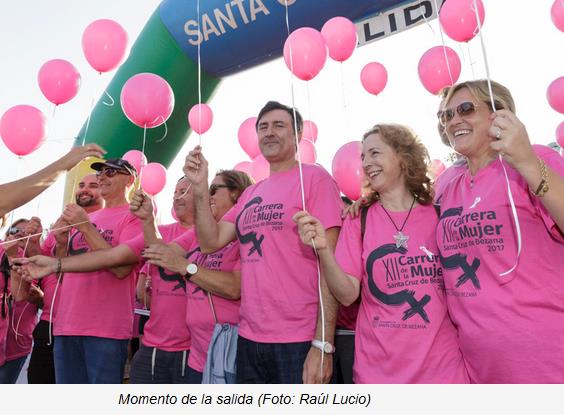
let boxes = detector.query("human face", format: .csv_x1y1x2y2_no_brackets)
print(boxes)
96,167,132,199
75,174,101,208
257,109,298,163
441,88,493,157
361,133,404,194
172,178,194,221
209,175,236,220
6,220,29,249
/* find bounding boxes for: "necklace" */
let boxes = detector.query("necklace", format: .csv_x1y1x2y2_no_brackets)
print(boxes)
379,196,416,249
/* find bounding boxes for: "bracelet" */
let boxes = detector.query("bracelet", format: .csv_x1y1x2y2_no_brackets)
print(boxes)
55,257,62,274
534,159,549,197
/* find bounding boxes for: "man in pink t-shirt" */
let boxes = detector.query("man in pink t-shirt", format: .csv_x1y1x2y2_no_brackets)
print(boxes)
183,101,342,384
28,173,104,384
52,158,142,384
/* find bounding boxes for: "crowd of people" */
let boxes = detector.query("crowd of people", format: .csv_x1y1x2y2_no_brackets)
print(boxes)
0,79,563,384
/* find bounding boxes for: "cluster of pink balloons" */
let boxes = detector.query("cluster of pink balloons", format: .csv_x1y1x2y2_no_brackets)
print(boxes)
417,0,485,95
332,141,364,201
283,17,358,82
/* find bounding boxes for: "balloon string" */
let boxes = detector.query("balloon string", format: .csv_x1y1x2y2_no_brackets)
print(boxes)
139,124,148,190
11,237,31,346
472,0,521,276
197,0,202,147
283,0,324,382
466,43,476,80
0,221,90,247
432,0,454,85
155,119,169,143
102,91,115,107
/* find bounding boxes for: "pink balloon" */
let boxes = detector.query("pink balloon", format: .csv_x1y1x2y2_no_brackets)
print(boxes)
360,62,388,95
122,149,147,173
188,104,213,134
547,77,564,114
283,27,328,81
0,105,47,156
552,0,564,32
321,17,358,62
233,161,253,177
332,141,364,200
37,59,81,105
439,0,485,42
297,139,317,164
140,162,167,196
82,19,128,73
418,46,461,95
556,121,564,148
302,120,318,142
429,159,446,177
121,73,174,128
251,154,270,182
238,117,260,158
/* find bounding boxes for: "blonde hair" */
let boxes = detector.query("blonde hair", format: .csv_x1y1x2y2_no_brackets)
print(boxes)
362,124,433,205
438,80,516,148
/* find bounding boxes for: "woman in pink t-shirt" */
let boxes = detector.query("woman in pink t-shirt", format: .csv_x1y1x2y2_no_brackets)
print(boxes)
294,124,469,384
434,80,564,383
141,170,253,383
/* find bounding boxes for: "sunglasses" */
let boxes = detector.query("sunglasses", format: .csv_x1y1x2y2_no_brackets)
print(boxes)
209,184,234,196
7,226,22,236
437,101,480,126
96,168,130,178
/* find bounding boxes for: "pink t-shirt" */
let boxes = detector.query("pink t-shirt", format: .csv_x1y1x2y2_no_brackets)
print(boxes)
39,234,60,323
123,221,190,258
5,299,38,361
336,203,469,384
54,205,142,339
222,164,342,342
435,146,564,383
0,247,9,366
174,229,241,372
129,222,193,352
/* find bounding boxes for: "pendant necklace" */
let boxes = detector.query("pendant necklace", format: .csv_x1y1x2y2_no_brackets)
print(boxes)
380,196,416,249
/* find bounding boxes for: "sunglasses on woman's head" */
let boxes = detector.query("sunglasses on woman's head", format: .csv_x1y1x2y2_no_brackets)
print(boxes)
95,167,129,178
209,184,233,196
437,101,479,126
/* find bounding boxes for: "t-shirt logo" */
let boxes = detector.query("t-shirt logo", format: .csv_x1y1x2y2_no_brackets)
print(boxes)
367,244,431,323
439,207,481,289
236,197,265,257
156,246,201,292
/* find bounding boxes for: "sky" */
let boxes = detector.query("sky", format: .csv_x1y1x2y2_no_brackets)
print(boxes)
0,0,562,230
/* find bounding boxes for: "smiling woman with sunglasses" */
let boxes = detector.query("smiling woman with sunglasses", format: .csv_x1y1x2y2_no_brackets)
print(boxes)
434,79,564,383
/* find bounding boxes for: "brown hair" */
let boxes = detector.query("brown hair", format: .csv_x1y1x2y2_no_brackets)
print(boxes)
215,170,254,203
438,80,516,148
362,124,433,205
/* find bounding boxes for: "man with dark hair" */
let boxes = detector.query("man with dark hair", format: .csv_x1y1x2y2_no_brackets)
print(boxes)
184,101,342,384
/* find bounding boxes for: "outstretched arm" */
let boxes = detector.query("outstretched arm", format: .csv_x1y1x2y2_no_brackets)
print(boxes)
0,144,105,217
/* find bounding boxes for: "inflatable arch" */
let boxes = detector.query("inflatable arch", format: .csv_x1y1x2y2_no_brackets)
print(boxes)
65,0,443,198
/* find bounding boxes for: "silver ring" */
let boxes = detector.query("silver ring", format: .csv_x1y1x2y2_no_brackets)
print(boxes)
495,127,502,139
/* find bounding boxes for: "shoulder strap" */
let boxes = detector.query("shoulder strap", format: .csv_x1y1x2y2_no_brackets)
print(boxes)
360,206,368,242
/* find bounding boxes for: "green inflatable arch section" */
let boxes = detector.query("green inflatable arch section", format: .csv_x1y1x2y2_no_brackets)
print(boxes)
75,9,220,165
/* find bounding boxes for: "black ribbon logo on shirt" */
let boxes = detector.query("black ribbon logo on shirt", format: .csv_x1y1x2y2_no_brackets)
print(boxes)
366,244,431,323
439,207,481,289
236,196,265,257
